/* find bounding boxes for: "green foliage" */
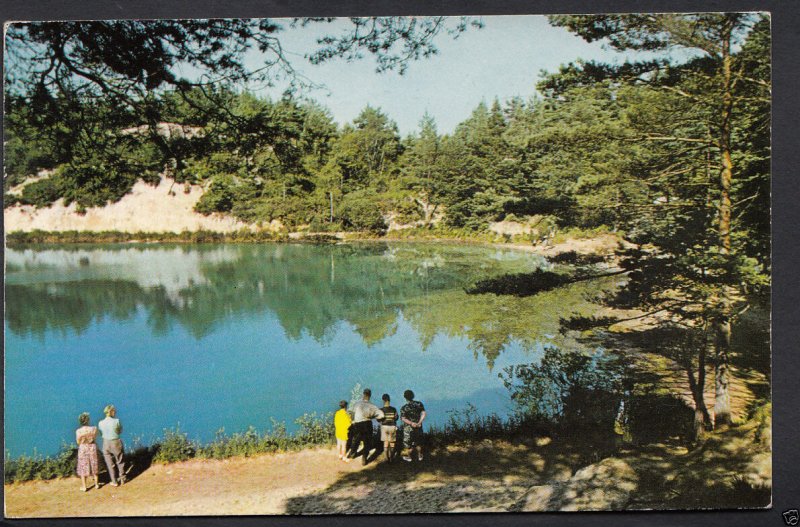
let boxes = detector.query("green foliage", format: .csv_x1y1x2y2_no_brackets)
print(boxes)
235,195,316,227
328,106,402,193
18,176,62,207
307,217,344,232
441,404,505,441
383,225,508,243
425,404,552,448
338,190,387,233
551,225,614,244
4,443,77,483
153,427,196,463
197,426,272,459
194,175,236,214
438,100,520,229
3,135,56,180
501,346,623,423
751,402,771,448
294,412,335,446
58,162,139,208
4,17,480,221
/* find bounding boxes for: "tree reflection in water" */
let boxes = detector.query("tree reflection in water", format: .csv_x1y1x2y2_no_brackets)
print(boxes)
5,243,616,368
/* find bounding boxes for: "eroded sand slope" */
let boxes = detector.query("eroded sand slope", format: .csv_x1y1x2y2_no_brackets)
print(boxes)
4,177,256,233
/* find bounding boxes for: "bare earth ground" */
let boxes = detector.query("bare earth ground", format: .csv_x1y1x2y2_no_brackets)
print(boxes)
5,405,770,518
3,443,560,517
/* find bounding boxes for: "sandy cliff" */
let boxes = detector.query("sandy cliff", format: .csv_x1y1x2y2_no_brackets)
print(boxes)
3,177,259,233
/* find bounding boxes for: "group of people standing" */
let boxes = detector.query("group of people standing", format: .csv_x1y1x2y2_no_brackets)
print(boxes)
74,404,126,492
71,391,423,490
335,388,426,466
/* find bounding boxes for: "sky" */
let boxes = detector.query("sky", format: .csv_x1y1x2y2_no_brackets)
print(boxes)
238,15,638,136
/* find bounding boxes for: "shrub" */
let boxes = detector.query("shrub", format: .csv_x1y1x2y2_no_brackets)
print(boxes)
197,426,263,459
204,422,284,458
387,196,424,225
153,427,196,464
308,217,344,233
4,229,285,245
4,194,22,208
548,251,606,265
195,175,236,214
4,443,77,483
426,404,552,448
339,191,387,233
551,225,614,244
440,403,501,442
294,412,335,446
59,162,139,208
19,177,62,207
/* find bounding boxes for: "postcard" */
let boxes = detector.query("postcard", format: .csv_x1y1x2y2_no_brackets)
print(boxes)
3,12,771,517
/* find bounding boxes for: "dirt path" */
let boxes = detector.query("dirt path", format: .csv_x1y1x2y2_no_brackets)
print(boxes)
5,442,570,517
5,447,377,517
5,447,338,517
5,420,770,517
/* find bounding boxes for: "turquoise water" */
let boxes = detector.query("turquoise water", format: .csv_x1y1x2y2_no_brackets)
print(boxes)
4,242,604,457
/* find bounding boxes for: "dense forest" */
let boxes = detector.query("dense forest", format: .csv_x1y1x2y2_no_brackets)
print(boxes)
4,14,770,438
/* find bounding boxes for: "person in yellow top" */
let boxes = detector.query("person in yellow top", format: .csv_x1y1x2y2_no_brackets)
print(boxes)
334,400,352,463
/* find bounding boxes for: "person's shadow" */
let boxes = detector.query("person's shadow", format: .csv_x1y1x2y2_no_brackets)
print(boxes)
97,445,155,486
351,432,386,465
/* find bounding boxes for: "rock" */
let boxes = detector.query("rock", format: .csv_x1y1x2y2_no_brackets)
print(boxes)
548,464,574,482
521,457,638,512
489,220,532,237
521,485,556,512
559,458,637,511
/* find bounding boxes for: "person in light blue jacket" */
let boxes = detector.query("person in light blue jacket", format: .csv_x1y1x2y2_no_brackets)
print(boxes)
98,404,125,486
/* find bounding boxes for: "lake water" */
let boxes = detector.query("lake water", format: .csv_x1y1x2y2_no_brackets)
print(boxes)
4,242,608,457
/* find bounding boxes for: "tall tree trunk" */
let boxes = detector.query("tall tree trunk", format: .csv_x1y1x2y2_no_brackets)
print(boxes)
696,342,711,433
714,314,733,426
685,332,711,440
714,17,735,427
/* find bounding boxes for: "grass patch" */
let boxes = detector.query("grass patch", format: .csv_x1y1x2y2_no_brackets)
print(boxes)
5,229,288,245
7,226,622,248
427,404,554,448
383,226,513,244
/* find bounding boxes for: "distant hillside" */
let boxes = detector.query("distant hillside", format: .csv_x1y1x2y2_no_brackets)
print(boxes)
3,176,267,234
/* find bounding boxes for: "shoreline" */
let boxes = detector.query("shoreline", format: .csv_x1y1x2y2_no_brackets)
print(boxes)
3,406,771,516
5,408,535,485
5,229,626,258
